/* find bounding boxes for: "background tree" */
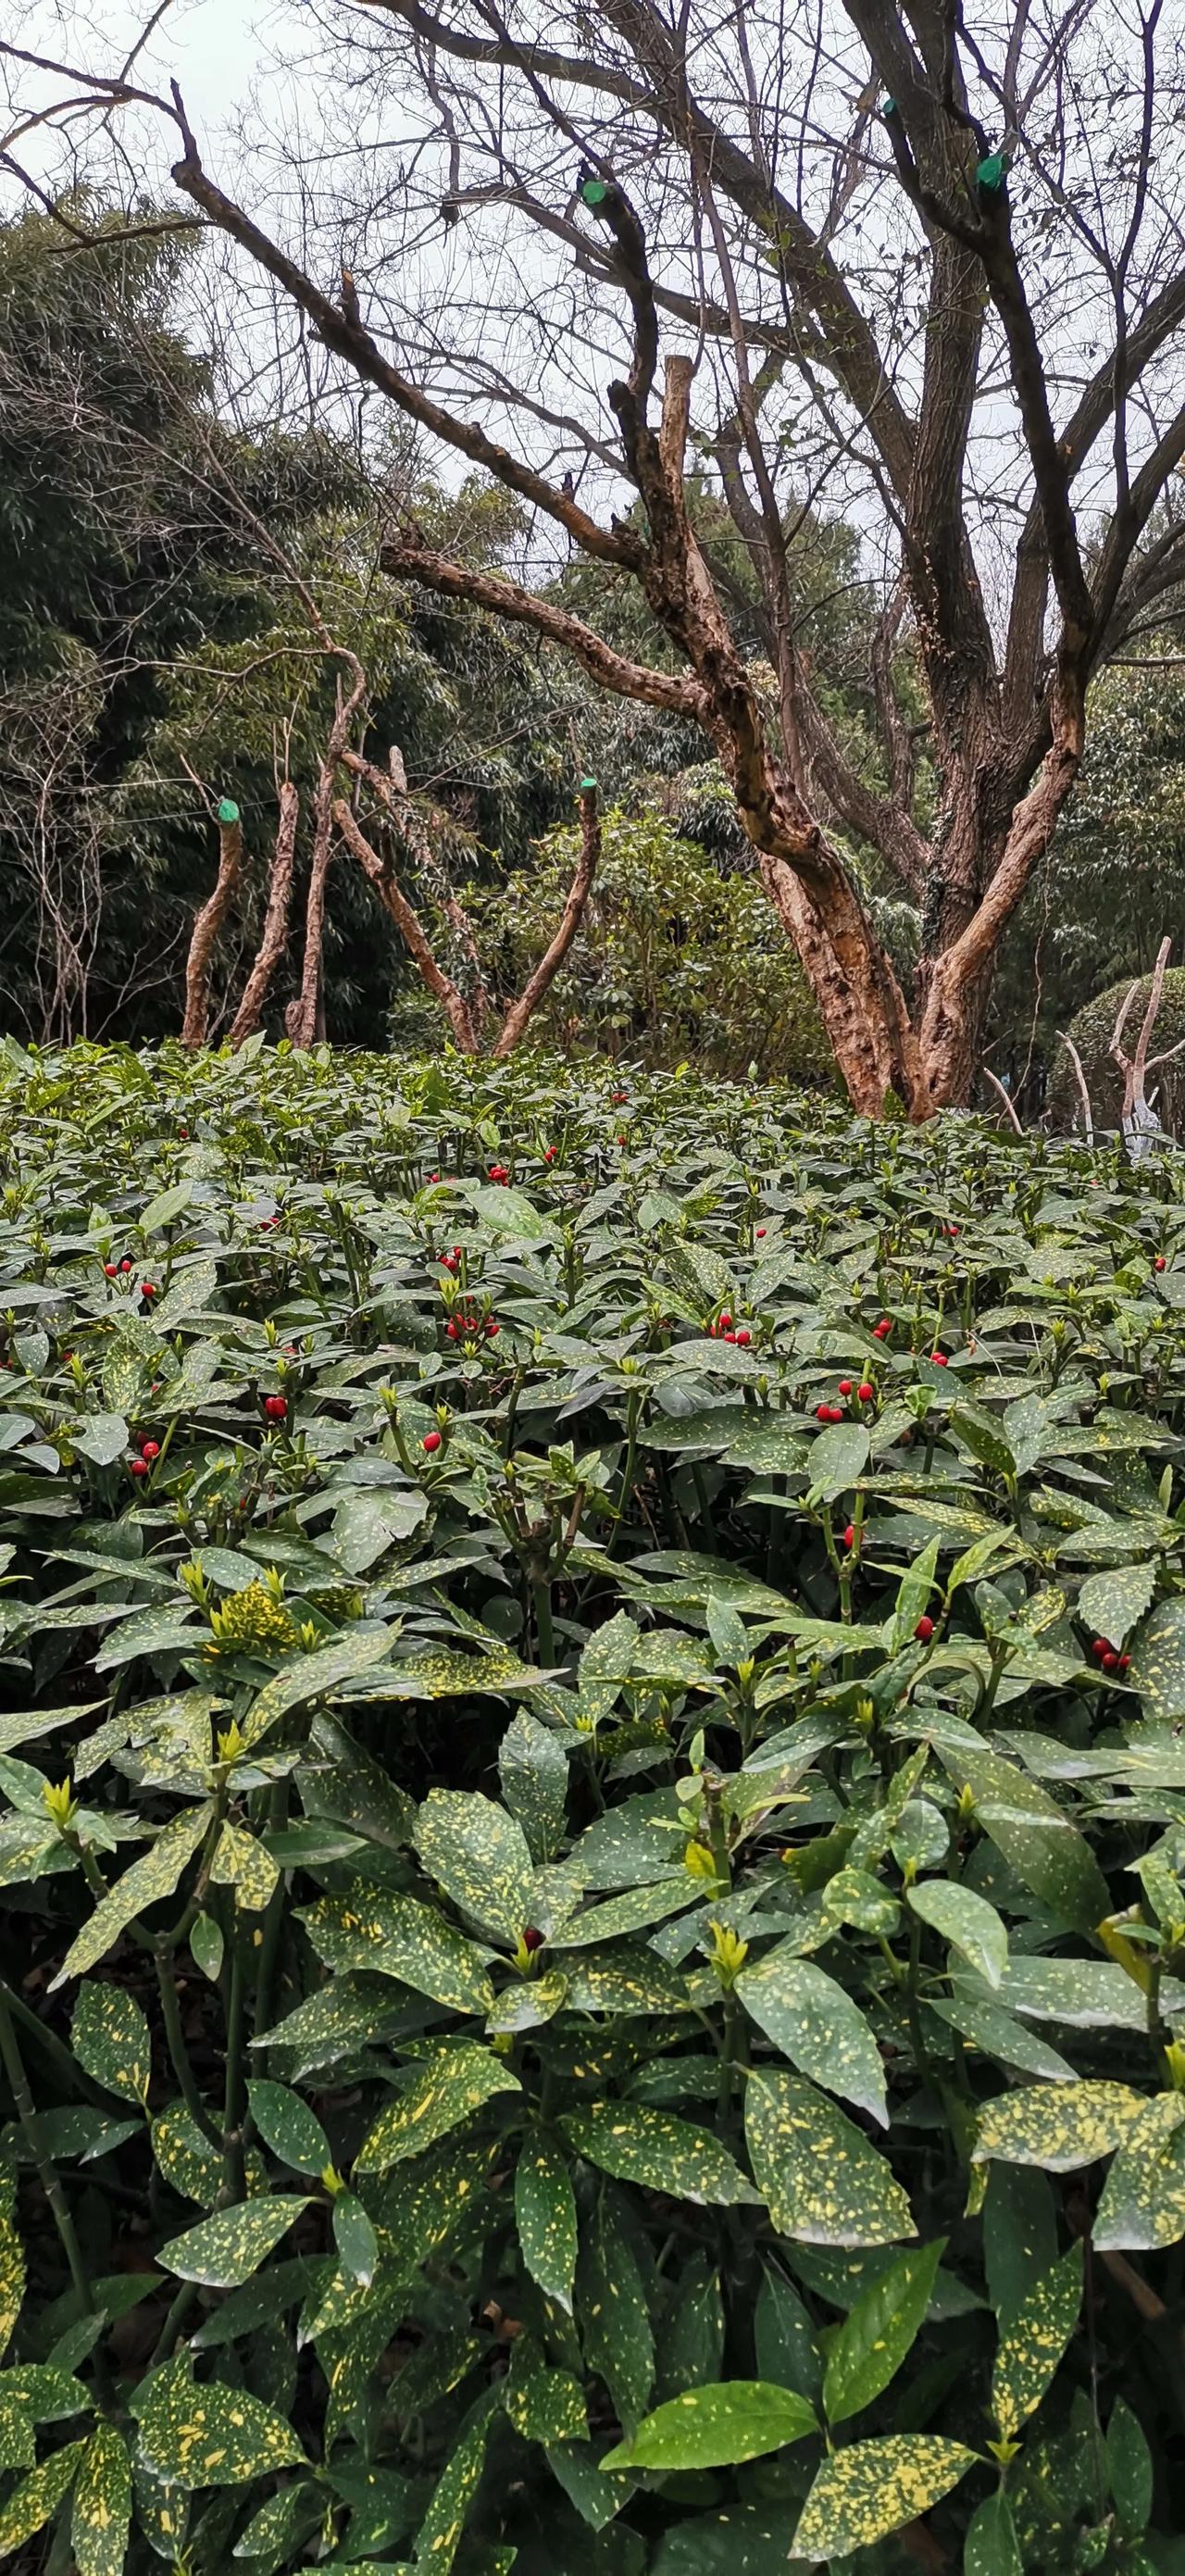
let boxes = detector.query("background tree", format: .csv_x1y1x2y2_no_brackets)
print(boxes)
17,0,1184,1108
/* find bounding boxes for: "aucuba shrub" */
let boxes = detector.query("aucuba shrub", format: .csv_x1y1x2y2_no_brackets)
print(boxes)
3,1038,1185,2575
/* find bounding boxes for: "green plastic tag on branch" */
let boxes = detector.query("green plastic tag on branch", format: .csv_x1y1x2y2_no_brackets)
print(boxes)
217,798,241,825
976,151,1009,191
580,179,609,206
580,776,598,792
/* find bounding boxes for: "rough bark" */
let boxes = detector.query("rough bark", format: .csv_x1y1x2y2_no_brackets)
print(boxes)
227,781,299,1047
290,666,368,1050
332,798,482,1051
181,802,243,1050
493,782,603,1057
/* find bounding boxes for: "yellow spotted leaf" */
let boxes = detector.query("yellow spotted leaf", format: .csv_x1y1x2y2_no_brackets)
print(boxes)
973,2082,1148,2171
992,2245,1083,2442
0,2438,85,2552
71,2420,131,2576
1094,2093,1185,2249
413,2395,498,2574
52,1806,212,1987
159,2196,309,2288
355,2038,520,2173
414,1787,535,1945
71,1982,152,2107
745,2070,913,2246
134,2352,306,2487
0,2212,25,2360
209,1821,280,1912
793,2435,977,2557
299,1883,492,2013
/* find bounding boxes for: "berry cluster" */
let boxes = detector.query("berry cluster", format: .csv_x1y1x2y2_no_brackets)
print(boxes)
1090,1636,1132,1675
817,1376,874,1420
127,1433,161,1480
445,1310,499,1343
708,1309,751,1346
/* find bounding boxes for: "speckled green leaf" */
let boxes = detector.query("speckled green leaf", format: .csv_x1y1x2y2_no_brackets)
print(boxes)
498,1708,569,1860
385,1644,551,1698
974,2081,1148,2170
93,1604,204,1670
152,2101,225,2207
300,1884,492,2012
552,1881,693,1949
414,1787,535,1944
1107,2395,1154,2536
737,1950,886,2124
992,2243,1082,2440
253,1971,410,2077
134,2353,305,2487
0,2437,84,2550
1129,1597,1185,1719
505,2338,587,2443
71,2420,131,2576
822,2240,944,2426
930,1993,1076,2083
245,2080,330,2178
934,1739,1107,1930
229,2481,318,2563
964,2491,1023,2576
412,2395,497,2576
516,2129,578,2313
792,2435,976,2557
604,2379,816,2471
209,1822,279,1911
332,2191,379,2286
578,2194,654,2432
807,1419,868,1502
565,1944,691,2016
356,2038,520,2172
907,1879,1008,1989
160,2195,309,2287
70,1412,130,1469
1094,2093,1185,2249
0,2213,25,2359
239,1628,395,1751
71,1981,152,2106
53,1803,212,1985
744,2071,913,2246
486,1967,569,2033
1078,1563,1157,1648
563,2104,760,2207
0,2389,35,2472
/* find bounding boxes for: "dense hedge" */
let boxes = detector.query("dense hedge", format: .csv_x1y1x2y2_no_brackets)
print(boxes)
1049,967,1185,1136
3,1043,1185,2573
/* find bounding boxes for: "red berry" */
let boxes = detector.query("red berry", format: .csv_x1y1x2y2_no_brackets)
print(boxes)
718,1312,732,1331
487,1319,500,1336
129,1457,148,1478
446,1319,458,1339
141,1282,156,1299
816,1403,830,1421
1101,1649,1119,1673
544,1145,556,1162
1119,1655,1131,1672
856,1382,875,1403
140,1440,160,1462
838,1379,854,1397
612,1091,627,1105
422,1430,443,1453
755,1226,767,1237
104,1263,118,1278
119,1257,132,1273
734,1329,751,1346
1091,1638,1109,1660
618,1133,627,1145
723,1330,737,1343
1156,1256,1166,1271
264,1394,288,1421
429,1171,440,1182
914,1615,934,1643
931,1351,948,1367
842,1523,855,1548
522,1925,543,1952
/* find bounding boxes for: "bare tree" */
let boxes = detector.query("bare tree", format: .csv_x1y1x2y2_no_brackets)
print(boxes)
181,795,243,1046
8,3,1185,1110
227,780,300,1046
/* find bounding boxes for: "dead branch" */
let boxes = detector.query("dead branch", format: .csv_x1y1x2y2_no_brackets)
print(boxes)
227,781,300,1047
331,797,481,1051
493,779,602,1057
181,798,243,1048
980,1066,1024,1134
1057,1032,1094,1148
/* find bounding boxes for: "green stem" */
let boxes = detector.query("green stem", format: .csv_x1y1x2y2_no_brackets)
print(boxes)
148,2282,201,2370
0,1988,114,2406
156,1939,220,2148
221,1931,247,2204
531,1578,555,1668
253,1782,291,2046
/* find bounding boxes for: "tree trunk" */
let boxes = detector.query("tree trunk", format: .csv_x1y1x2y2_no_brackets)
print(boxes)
493,780,602,1057
332,798,482,1051
227,781,299,1047
181,799,243,1049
